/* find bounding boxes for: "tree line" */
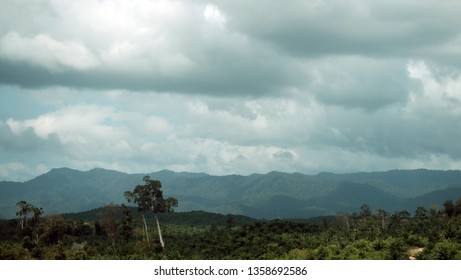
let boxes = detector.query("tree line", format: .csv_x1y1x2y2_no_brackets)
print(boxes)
1,176,461,259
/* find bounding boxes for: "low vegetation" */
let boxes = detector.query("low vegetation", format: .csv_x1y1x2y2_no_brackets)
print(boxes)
1,196,461,260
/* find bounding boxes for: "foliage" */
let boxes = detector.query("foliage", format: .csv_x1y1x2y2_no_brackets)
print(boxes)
124,176,178,248
2,195,461,259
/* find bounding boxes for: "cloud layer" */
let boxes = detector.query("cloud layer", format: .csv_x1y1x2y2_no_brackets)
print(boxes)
1,0,461,180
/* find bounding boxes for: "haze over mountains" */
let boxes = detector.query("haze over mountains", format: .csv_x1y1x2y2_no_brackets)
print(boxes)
1,168,461,220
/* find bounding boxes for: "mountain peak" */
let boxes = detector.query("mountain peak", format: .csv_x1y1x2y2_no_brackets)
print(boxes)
86,168,127,175
48,167,80,173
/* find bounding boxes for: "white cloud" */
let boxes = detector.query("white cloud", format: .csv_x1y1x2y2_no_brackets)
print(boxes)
406,61,461,113
0,32,99,71
4,105,129,160
203,4,227,26
0,162,27,181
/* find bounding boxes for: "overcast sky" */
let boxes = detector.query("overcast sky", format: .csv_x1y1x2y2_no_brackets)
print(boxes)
1,0,461,181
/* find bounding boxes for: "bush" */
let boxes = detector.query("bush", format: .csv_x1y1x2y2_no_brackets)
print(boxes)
432,241,458,260
0,242,32,260
384,237,408,260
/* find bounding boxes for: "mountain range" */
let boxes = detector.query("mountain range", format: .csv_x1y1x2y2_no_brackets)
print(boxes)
1,168,461,219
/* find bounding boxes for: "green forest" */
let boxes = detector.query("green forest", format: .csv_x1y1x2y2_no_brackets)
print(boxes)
1,177,461,260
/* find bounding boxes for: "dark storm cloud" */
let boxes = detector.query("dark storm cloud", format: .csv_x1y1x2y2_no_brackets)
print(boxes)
219,0,461,58
303,57,413,110
1,0,460,102
0,41,294,97
0,0,297,96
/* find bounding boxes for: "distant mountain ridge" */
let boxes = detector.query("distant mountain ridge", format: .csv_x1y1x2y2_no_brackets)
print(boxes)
1,168,461,219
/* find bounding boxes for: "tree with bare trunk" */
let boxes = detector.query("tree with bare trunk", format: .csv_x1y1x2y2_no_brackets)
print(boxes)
124,176,178,249
15,200,43,231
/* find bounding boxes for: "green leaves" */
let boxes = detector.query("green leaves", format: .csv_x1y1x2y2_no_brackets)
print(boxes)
15,200,43,230
126,176,177,215
125,176,179,248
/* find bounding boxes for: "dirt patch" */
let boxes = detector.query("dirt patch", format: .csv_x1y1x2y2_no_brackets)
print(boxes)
408,247,424,260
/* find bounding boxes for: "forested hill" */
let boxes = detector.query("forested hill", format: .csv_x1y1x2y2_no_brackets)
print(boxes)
2,168,461,219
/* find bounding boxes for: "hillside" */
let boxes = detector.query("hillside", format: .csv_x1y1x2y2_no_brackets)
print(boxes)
62,207,256,226
2,168,461,219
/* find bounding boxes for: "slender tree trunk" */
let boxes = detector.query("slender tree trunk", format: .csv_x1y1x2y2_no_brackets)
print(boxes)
153,213,165,249
141,213,150,246
344,215,350,231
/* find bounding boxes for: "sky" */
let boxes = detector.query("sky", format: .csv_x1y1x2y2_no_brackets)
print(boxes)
1,0,461,181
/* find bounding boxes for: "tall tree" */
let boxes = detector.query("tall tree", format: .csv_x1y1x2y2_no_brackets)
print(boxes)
100,203,119,247
454,197,461,216
16,201,33,230
119,204,134,243
375,208,388,231
15,201,43,231
414,206,428,220
125,176,178,249
359,204,372,218
443,200,455,218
